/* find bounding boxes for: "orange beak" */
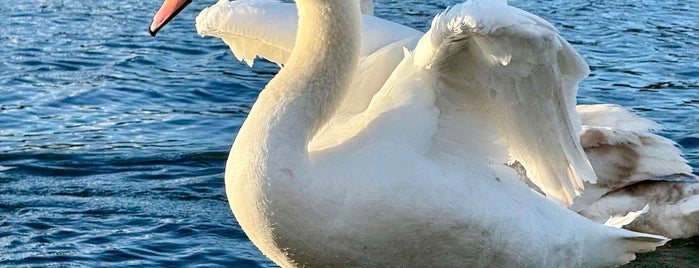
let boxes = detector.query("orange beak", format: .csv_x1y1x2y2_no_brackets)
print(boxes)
149,0,193,36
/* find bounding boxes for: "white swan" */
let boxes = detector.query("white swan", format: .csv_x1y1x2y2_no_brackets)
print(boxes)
150,0,669,266
189,0,699,239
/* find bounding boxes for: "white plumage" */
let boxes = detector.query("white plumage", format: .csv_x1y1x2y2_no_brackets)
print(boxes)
172,0,674,266
195,0,413,66
195,0,698,240
199,0,596,206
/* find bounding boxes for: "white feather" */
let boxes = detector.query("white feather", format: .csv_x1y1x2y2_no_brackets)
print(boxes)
577,104,661,132
195,0,419,67
604,204,649,228
571,104,699,238
407,1,596,206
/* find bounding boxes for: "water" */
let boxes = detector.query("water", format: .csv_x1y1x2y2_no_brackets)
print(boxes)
0,0,697,266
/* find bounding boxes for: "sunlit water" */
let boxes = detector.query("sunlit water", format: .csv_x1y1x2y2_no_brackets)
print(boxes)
1,0,697,267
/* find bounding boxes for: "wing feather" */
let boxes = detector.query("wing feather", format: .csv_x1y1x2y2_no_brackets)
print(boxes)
570,105,696,210
411,0,597,205
196,0,298,66
576,104,661,132
195,0,420,66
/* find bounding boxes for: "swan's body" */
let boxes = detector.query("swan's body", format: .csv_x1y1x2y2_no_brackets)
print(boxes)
195,0,699,239
151,0,671,266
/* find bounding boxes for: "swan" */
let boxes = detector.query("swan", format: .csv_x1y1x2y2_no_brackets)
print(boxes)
187,0,699,239
150,0,670,266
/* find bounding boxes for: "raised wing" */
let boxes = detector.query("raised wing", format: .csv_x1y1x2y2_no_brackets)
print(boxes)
416,0,598,205
195,0,419,66
196,0,298,66
353,0,598,205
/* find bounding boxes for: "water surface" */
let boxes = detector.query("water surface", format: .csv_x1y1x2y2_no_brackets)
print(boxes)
1,0,697,267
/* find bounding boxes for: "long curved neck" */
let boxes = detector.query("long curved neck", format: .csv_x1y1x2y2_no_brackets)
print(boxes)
278,0,362,137
230,0,361,170
360,0,375,15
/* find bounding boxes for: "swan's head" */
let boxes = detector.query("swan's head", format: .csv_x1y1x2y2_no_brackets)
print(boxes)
149,0,193,37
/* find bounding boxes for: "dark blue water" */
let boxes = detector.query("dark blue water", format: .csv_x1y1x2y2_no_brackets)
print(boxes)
1,0,697,267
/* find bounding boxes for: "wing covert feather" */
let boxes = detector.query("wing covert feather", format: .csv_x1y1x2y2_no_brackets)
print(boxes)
411,0,597,205
196,0,298,66
196,0,420,66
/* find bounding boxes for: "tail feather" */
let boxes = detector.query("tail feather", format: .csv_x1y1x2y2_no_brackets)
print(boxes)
619,232,668,255
594,229,668,266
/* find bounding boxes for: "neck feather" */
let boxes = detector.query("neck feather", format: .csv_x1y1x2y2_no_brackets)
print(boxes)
231,0,361,164
225,3,361,264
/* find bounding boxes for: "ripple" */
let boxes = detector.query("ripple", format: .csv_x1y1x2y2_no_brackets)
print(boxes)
0,0,697,267
679,136,699,149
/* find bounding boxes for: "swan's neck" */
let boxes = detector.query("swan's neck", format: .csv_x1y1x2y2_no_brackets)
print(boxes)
360,0,375,15
230,0,361,173
278,0,361,137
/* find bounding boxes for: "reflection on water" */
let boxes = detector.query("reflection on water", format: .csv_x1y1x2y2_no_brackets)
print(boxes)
0,0,697,266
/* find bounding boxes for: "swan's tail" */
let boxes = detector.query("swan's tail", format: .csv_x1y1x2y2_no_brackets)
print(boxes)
616,231,668,264
590,228,668,266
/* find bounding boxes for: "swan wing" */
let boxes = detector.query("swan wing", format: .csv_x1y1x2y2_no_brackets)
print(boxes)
343,0,597,205
196,0,420,66
570,104,696,209
195,0,297,66
413,0,598,205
